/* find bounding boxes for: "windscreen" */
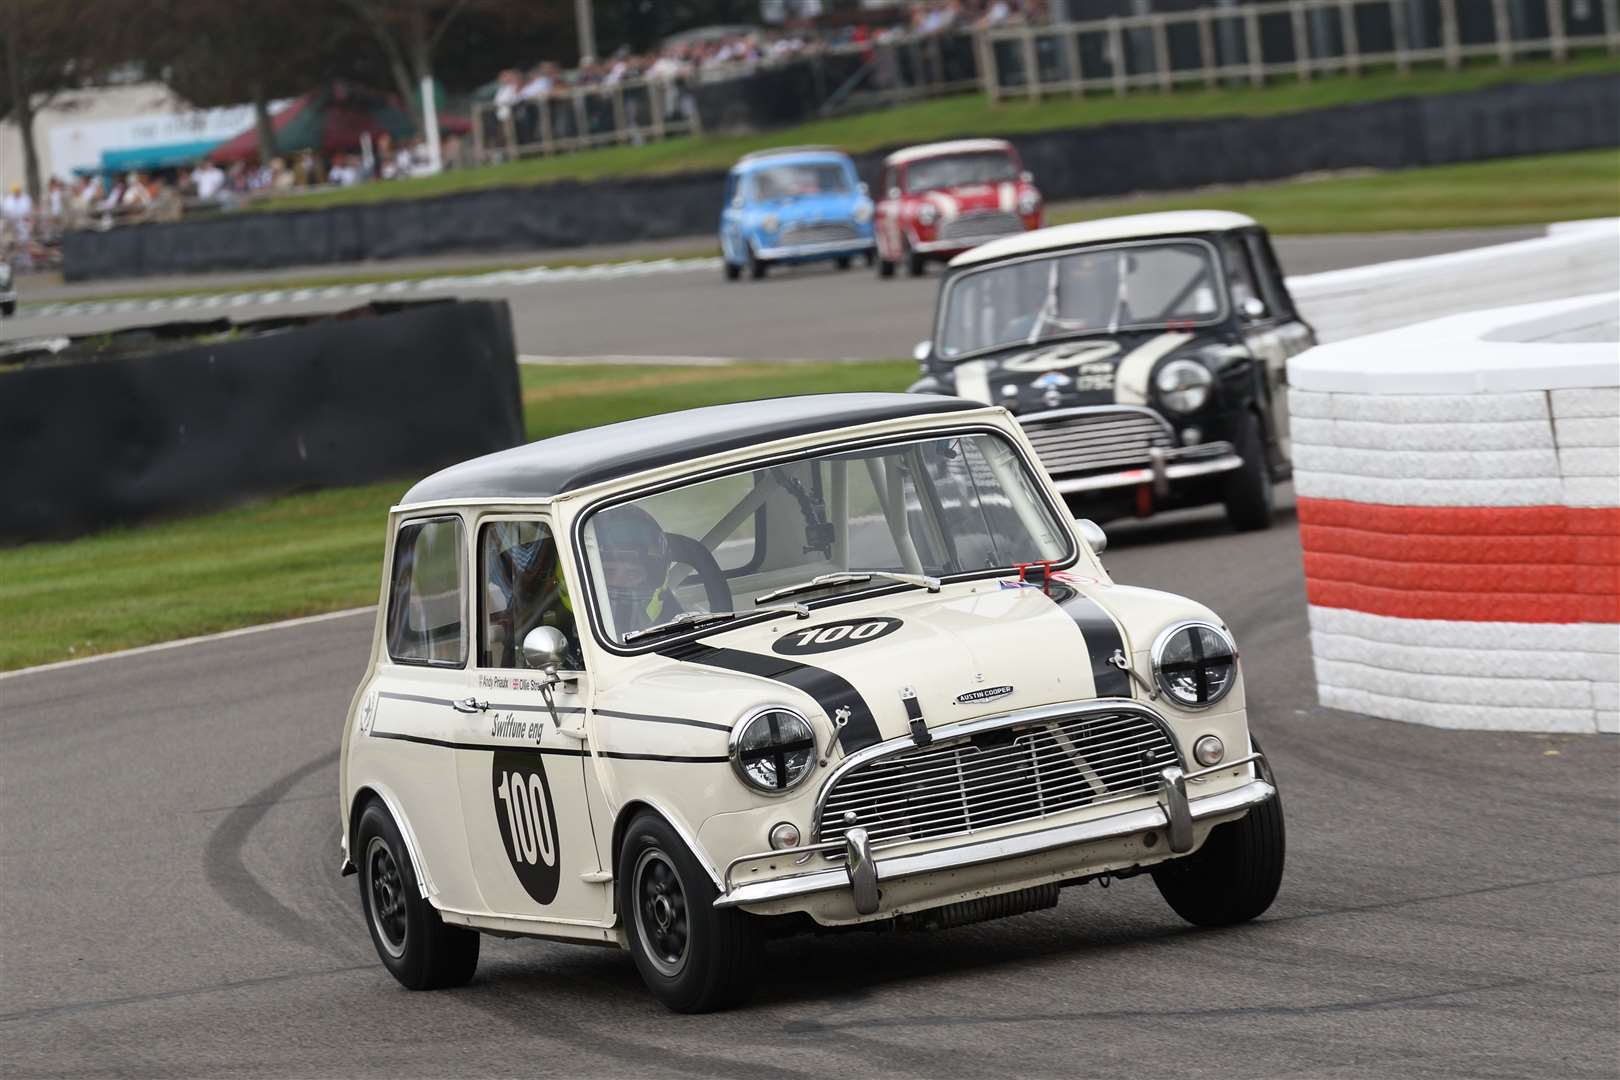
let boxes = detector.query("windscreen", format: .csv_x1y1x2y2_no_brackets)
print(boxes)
750,162,852,200
907,152,1018,191
582,432,1069,645
937,241,1223,359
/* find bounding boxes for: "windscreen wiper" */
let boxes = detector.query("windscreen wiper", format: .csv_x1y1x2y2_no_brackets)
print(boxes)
621,604,810,644
754,571,942,605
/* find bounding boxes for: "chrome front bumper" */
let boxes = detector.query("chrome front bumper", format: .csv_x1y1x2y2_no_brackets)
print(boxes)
716,755,1272,913
1046,441,1242,497
753,238,876,260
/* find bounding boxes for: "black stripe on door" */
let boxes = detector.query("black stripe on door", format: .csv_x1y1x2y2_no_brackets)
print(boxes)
659,642,883,756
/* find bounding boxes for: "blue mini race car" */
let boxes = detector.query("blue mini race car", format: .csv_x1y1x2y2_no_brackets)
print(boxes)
719,147,876,281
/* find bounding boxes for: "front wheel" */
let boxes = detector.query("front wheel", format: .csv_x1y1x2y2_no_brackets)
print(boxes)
356,800,479,989
877,258,896,279
1222,411,1274,532
722,260,741,281
1151,738,1285,927
905,244,927,278
748,249,768,280
618,810,761,1013
835,255,852,270
0,300,14,317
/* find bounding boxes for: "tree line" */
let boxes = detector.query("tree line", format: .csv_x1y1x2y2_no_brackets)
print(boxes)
0,0,763,199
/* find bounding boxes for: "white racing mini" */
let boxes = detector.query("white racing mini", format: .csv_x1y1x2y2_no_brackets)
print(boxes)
339,393,1284,1011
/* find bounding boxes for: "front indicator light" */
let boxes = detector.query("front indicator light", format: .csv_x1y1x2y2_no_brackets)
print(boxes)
768,822,801,849
1193,735,1225,767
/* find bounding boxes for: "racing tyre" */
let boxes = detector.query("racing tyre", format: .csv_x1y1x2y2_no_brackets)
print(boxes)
1151,737,1285,927
618,810,761,1013
863,249,876,267
1222,411,1274,532
723,261,741,281
356,800,479,990
748,250,769,280
0,301,13,317
877,257,896,279
905,244,927,278
835,255,852,270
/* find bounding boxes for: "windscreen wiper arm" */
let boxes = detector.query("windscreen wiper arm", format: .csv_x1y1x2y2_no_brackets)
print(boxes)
755,571,942,605
622,604,809,644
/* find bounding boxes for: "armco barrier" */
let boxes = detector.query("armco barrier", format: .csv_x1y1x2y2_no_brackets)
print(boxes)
61,72,1619,281
0,300,522,542
1288,292,1620,734
1288,219,1620,342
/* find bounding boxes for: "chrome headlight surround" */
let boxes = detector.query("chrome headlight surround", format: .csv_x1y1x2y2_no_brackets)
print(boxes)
853,199,874,224
729,706,818,795
916,202,939,227
1155,358,1212,414
1151,620,1238,710
760,213,780,234
1017,188,1041,215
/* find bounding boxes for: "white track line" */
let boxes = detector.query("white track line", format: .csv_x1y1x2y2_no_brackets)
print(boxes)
0,606,377,680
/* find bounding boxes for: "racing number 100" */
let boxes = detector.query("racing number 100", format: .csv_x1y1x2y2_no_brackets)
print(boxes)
792,621,888,647
495,769,556,868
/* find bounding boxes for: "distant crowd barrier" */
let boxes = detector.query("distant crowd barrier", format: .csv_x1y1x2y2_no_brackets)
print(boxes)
1288,292,1620,734
1288,218,1620,342
59,73,1620,281
984,0,1620,100
0,300,522,542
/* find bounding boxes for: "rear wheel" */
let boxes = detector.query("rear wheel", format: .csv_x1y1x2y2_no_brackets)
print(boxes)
356,800,479,989
618,810,761,1013
1151,738,1285,927
0,300,13,317
1223,411,1275,532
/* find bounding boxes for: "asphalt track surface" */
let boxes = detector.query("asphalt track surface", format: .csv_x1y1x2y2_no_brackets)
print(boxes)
1,226,1540,359
3,225,1616,1078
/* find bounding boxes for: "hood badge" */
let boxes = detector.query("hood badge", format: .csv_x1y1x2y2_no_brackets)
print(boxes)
956,684,1014,705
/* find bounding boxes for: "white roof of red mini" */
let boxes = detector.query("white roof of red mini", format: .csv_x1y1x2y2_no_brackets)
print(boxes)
950,210,1261,268
883,138,1015,167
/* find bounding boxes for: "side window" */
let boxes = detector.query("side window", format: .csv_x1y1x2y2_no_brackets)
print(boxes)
723,173,737,206
479,520,581,670
1246,231,1296,321
1222,236,1266,321
386,517,466,666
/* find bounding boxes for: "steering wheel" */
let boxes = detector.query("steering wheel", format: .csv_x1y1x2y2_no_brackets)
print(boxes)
664,533,733,614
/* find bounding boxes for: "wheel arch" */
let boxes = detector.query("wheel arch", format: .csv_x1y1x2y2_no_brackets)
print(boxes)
349,782,436,900
611,799,725,894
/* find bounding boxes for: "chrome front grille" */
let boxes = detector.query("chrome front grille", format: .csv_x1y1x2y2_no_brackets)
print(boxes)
816,709,1180,853
780,223,859,246
938,210,1022,242
1020,408,1174,476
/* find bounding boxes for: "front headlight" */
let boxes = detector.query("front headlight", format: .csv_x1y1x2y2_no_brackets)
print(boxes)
1017,189,1040,215
761,213,779,234
916,203,939,227
730,707,817,794
853,199,873,224
1152,621,1237,710
1155,358,1212,414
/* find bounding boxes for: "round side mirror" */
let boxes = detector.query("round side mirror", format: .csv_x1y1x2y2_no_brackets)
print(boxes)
521,625,570,670
912,340,932,363
730,195,743,209
1078,518,1108,554
1242,296,1268,319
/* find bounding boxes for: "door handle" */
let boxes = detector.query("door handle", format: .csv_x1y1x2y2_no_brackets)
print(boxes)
451,697,489,714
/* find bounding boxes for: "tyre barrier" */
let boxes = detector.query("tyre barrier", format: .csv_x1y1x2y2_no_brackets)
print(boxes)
1288,292,1620,734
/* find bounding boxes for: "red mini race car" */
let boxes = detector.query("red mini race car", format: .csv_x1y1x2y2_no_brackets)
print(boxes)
873,138,1042,278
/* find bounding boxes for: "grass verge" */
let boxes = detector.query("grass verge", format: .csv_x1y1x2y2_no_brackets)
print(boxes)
1051,148,1620,233
0,360,915,671
259,57,1619,211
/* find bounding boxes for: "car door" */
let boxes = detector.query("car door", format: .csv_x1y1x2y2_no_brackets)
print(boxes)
454,515,612,927
719,172,742,264
364,513,485,914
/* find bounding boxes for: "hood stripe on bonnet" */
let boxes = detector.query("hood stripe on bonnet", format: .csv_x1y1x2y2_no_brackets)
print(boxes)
1043,583,1133,699
659,642,883,757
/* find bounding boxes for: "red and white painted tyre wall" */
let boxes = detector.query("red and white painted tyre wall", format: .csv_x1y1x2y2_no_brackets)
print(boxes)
1288,291,1620,734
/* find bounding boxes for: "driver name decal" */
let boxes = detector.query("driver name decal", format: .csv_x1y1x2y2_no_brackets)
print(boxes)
772,617,902,656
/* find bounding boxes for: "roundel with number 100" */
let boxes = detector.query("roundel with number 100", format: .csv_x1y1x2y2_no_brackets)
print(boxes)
773,616,902,656
490,750,561,904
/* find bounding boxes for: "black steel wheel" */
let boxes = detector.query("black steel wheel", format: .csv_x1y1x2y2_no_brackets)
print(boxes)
618,810,761,1012
723,260,741,281
1151,736,1285,927
355,800,479,990
877,258,896,279
835,255,852,270
748,248,769,280
905,242,926,278
863,248,876,267
1223,410,1275,532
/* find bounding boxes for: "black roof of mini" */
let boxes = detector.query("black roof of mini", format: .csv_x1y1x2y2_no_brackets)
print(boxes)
400,393,985,504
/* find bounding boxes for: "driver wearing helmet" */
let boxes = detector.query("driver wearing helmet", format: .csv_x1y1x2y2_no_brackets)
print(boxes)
594,505,680,636
488,527,579,669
